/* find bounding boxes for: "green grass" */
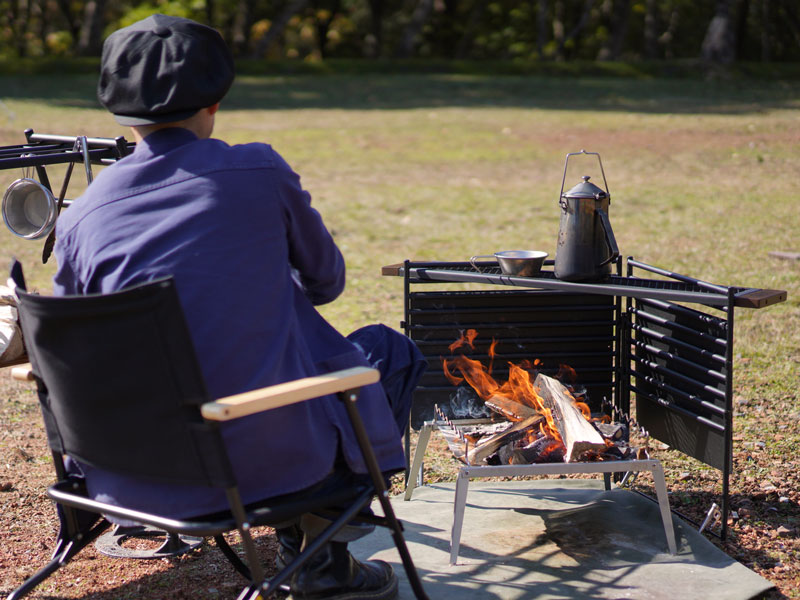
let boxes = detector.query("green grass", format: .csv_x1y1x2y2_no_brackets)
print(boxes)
1,70,797,405
1,72,797,345
0,69,798,596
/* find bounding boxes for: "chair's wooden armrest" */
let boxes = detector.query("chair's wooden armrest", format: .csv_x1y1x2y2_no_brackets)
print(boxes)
9,363,33,382
201,366,380,421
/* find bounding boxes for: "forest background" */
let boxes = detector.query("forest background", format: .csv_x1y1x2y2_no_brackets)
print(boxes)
2,0,800,69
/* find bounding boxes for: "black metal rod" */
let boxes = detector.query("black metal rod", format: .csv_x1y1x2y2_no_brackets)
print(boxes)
407,320,616,330
627,257,728,294
631,323,727,367
630,339,727,384
340,388,429,600
26,130,133,149
631,307,727,350
0,148,125,169
721,288,736,541
406,267,732,306
412,335,616,347
403,260,412,482
629,359,726,408
629,384,726,432
634,295,729,322
408,302,614,314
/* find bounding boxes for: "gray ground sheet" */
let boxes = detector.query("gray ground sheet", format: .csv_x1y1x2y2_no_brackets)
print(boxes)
351,479,775,599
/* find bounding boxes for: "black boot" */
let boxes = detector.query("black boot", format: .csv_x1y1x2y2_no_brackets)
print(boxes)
289,541,398,600
275,523,303,571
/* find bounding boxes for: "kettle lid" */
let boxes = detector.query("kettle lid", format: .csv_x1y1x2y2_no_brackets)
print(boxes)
562,175,608,200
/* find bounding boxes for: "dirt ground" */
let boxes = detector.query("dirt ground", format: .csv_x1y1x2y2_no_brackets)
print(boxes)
1,370,798,599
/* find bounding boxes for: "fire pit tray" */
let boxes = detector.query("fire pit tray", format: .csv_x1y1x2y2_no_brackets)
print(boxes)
405,417,677,565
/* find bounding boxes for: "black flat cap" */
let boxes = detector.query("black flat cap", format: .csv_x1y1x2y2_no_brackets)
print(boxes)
98,14,234,126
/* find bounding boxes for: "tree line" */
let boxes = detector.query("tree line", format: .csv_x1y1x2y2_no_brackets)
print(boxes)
2,0,799,63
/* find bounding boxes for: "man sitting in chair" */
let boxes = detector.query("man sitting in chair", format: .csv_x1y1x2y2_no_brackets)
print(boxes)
51,14,426,600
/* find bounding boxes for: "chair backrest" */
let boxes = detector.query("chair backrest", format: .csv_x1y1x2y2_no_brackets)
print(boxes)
15,273,235,488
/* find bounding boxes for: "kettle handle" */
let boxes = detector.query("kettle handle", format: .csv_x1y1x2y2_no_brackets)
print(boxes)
596,207,620,267
559,149,610,201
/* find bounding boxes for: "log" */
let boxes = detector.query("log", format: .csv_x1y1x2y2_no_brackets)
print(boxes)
484,395,539,421
465,414,543,465
534,373,606,462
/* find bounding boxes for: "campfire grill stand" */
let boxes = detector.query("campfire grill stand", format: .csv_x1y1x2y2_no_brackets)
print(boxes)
383,257,786,558
0,130,135,262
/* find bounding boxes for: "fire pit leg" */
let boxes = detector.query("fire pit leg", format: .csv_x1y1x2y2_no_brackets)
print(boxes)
650,460,678,555
450,468,471,565
405,422,434,501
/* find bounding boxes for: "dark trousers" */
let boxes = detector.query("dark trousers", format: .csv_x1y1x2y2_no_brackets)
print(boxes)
285,324,426,541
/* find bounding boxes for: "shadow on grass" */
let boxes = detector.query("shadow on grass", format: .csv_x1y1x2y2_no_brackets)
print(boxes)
1,70,799,116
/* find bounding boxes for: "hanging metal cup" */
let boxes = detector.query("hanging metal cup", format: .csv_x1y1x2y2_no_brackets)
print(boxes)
2,178,58,240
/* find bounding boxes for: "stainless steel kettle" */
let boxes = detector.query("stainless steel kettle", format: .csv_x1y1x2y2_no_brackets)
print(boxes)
554,150,619,281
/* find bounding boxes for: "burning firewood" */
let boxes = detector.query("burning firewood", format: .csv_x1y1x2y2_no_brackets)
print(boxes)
484,395,539,421
465,414,544,465
534,373,607,462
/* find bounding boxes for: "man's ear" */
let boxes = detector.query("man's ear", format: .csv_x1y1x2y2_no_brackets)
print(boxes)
208,103,220,116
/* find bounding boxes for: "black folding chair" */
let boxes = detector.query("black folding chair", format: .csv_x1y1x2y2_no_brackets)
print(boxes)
7,262,428,600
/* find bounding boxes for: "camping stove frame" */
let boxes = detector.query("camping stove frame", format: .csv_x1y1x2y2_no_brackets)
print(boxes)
382,257,786,549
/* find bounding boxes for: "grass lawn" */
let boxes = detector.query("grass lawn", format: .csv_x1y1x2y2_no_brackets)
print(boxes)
0,70,798,598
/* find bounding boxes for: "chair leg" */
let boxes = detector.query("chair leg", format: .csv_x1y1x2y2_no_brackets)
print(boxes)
340,389,430,600
214,534,252,580
8,519,111,600
258,490,375,598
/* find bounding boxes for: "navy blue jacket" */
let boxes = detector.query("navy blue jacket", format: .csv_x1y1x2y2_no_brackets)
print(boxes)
53,127,406,517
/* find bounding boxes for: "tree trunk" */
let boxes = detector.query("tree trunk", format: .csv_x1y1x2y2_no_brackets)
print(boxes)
776,0,800,51
701,0,739,64
441,0,459,58
555,0,594,61
454,1,484,59
251,0,310,58
313,0,341,58
552,0,566,60
537,0,549,58
597,0,631,61
735,0,751,61
644,0,657,58
759,0,771,61
367,0,385,58
76,0,107,56
206,0,216,27
9,0,32,57
232,0,256,56
55,0,80,44
659,8,680,59
396,0,435,58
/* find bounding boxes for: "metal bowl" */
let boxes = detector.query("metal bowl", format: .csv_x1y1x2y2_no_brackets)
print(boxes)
2,178,58,239
470,250,548,277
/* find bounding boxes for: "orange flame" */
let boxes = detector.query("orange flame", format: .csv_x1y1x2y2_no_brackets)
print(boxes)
448,329,479,353
487,338,498,374
442,358,464,386
443,332,597,448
